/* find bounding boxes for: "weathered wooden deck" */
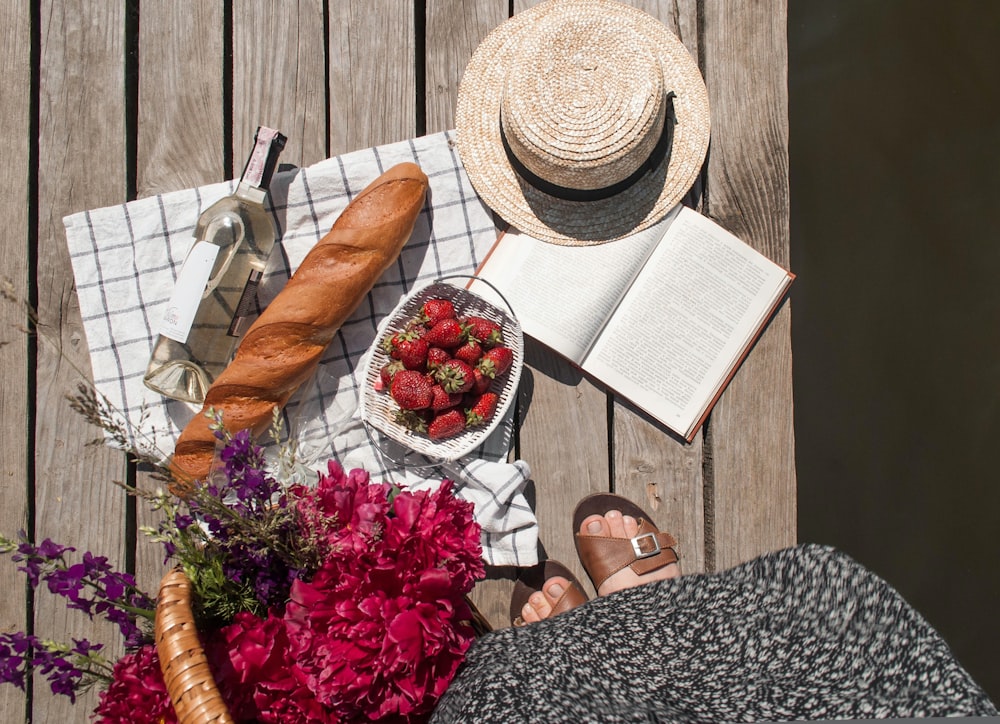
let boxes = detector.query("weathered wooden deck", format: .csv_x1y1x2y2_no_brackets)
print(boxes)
0,1,793,720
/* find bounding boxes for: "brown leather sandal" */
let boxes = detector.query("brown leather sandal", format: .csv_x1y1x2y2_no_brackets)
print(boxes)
510,559,589,627
572,493,679,593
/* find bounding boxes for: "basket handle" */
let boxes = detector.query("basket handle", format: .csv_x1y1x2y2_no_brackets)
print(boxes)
433,274,518,319
155,568,235,723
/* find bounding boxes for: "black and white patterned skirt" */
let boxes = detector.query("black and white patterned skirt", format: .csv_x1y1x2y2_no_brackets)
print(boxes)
432,544,996,722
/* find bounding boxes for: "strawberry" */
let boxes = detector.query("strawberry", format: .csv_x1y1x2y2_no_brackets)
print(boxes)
390,369,433,410
463,316,503,347
471,367,492,395
428,408,467,440
429,384,463,412
424,318,466,349
396,336,429,371
394,408,429,433
453,339,483,366
465,392,499,426
378,360,404,389
381,325,422,359
434,358,475,394
420,298,456,327
477,346,514,379
426,346,451,371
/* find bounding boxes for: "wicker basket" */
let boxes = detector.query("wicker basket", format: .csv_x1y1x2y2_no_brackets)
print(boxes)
155,568,234,723
360,279,524,462
155,567,493,723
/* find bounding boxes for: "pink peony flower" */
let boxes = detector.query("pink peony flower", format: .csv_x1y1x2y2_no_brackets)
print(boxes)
93,645,176,724
385,480,485,593
281,479,484,722
206,611,330,724
284,573,473,722
294,460,393,559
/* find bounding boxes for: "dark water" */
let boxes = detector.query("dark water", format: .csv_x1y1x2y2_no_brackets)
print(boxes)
789,0,1000,702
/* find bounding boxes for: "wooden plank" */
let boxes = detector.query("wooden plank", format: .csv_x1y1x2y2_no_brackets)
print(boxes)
424,0,508,134
425,0,512,627
611,0,707,577
232,0,328,168
134,0,226,601
518,345,611,598
328,0,416,155
0,1,31,720
35,1,129,719
135,2,225,196
701,0,796,571
505,0,612,602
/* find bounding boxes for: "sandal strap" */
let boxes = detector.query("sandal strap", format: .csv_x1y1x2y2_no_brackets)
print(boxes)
576,519,678,591
550,581,589,616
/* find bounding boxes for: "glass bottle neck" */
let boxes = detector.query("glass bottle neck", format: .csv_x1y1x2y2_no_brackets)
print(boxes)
234,182,268,205
235,126,287,203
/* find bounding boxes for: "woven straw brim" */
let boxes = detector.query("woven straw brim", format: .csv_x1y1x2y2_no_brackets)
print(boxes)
456,0,710,246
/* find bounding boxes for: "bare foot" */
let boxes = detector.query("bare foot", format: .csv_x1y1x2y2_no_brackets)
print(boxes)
519,576,573,624
579,509,681,596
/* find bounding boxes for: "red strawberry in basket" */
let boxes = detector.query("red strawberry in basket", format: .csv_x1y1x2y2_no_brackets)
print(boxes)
390,369,434,410
435,359,475,394
466,392,499,427
396,336,429,371
477,346,514,379
394,408,430,433
463,316,503,347
424,318,466,349
429,384,463,412
471,367,492,395
426,346,451,371
381,325,422,359
453,339,483,366
378,360,404,390
420,298,456,327
428,408,467,440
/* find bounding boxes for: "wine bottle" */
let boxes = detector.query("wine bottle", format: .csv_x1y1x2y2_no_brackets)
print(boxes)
144,126,287,403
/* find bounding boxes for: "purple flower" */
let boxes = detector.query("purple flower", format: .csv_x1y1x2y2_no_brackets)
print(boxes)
71,638,102,657
0,634,101,703
100,606,146,648
33,650,83,702
219,429,278,510
12,534,74,587
5,532,154,646
0,632,33,689
174,430,301,612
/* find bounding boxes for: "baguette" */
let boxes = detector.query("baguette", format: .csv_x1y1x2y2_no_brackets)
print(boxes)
169,162,429,491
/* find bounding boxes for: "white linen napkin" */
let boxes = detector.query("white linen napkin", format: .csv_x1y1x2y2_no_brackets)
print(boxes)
62,131,538,567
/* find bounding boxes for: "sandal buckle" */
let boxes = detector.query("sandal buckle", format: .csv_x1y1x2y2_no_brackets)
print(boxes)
630,532,661,560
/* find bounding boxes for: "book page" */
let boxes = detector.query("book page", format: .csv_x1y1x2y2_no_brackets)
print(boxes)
583,207,792,436
470,211,674,363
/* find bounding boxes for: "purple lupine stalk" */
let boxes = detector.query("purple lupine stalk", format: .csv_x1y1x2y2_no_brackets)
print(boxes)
0,633,105,703
8,533,154,644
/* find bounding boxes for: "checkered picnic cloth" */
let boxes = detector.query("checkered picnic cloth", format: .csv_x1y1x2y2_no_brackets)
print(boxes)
62,130,538,567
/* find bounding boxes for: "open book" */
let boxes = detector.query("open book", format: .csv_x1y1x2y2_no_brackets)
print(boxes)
468,205,794,441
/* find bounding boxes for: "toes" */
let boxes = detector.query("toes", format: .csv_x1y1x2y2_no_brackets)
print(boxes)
581,513,610,537
605,509,628,538
519,575,573,624
542,577,568,608
622,514,639,538
522,589,553,623
519,600,539,623
582,510,637,539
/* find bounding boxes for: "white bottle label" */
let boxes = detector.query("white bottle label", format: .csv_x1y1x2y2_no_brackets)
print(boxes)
158,241,220,343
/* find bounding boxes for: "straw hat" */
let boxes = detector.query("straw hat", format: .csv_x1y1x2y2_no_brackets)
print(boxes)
455,0,710,245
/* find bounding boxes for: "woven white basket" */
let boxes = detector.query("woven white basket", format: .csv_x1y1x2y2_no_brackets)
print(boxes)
360,279,524,462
